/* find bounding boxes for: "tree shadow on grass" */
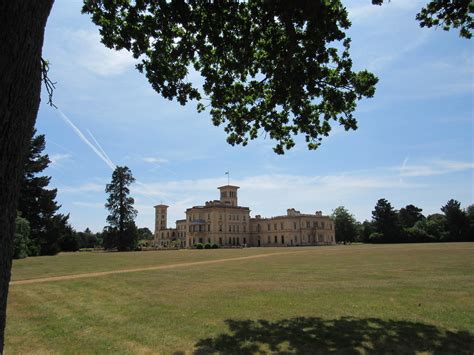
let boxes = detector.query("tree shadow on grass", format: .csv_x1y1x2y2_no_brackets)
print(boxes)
194,317,474,354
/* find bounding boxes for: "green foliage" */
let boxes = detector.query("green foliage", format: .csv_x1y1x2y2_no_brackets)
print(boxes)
105,166,138,251
82,1,378,154
441,199,468,241
204,243,212,249
59,225,79,252
211,243,219,249
368,232,384,244
13,215,31,259
372,0,473,39
17,130,71,255
371,198,400,243
331,206,358,243
138,227,153,241
195,243,204,249
399,204,424,228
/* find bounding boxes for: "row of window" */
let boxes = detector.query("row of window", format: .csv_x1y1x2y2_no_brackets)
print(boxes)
187,213,248,222
256,220,330,232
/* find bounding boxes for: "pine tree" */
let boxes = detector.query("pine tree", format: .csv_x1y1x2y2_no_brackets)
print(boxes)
17,130,70,255
105,166,138,251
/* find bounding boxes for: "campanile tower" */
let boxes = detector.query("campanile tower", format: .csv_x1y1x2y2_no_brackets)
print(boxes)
154,204,168,235
218,185,239,206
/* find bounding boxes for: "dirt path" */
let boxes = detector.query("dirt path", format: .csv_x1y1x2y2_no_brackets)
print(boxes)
10,250,307,286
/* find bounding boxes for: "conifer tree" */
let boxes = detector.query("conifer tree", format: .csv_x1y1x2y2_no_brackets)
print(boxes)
105,166,138,251
17,130,70,255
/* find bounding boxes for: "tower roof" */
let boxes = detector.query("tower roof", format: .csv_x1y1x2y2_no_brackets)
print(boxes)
154,204,169,208
218,185,240,190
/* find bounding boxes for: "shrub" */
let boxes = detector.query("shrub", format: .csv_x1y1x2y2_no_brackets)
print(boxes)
195,243,204,249
211,243,219,249
368,232,384,243
204,243,212,249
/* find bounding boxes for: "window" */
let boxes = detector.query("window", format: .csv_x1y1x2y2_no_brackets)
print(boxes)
237,237,240,245
207,213,210,220
219,225,222,232
267,224,271,231
243,225,246,232
274,236,278,243
322,222,325,229
219,237,223,245
267,236,271,243
281,235,285,244
228,237,231,244
229,214,231,220
229,225,231,232
306,221,310,228
313,221,317,228
274,223,277,230
295,235,298,242
257,224,261,232
207,224,210,232
237,225,240,232
281,222,284,230
208,238,211,243
243,238,246,244
243,216,246,221
237,215,239,221
294,222,297,229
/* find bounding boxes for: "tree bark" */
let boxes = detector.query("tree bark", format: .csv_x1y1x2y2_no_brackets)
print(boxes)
0,1,54,353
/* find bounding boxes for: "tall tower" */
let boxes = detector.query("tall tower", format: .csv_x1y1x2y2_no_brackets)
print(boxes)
154,204,168,235
218,185,239,206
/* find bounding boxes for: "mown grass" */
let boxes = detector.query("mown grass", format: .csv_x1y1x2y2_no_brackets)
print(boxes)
6,243,474,353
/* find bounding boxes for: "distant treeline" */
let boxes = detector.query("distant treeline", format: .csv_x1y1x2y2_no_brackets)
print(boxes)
332,199,473,244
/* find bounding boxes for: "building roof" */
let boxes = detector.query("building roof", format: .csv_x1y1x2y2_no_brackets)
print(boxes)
154,204,169,208
217,185,240,190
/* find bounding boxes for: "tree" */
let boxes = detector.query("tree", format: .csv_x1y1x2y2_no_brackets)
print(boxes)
399,204,424,229
371,198,400,243
0,0,471,350
82,1,379,155
138,227,153,241
0,2,54,349
372,0,474,39
331,206,358,243
466,204,474,241
17,131,70,255
105,166,138,251
441,199,468,241
13,215,31,260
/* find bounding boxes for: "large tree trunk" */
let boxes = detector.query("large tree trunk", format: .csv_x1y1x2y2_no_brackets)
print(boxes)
0,1,54,352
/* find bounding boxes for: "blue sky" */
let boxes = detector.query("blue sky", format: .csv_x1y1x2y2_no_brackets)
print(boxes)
37,0,473,232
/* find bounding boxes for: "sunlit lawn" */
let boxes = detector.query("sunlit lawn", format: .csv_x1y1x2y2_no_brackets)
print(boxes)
6,243,474,353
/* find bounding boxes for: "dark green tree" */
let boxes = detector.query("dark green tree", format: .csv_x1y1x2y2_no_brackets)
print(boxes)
13,214,31,260
331,206,358,243
441,199,468,241
82,1,379,154
399,204,425,229
371,198,400,243
17,131,70,255
138,227,153,241
105,166,138,251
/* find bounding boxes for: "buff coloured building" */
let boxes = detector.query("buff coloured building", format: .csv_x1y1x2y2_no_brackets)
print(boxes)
154,185,336,248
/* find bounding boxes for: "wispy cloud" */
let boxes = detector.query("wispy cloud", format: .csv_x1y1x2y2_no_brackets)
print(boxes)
49,153,72,166
72,201,104,208
69,29,137,76
142,156,169,164
398,160,474,177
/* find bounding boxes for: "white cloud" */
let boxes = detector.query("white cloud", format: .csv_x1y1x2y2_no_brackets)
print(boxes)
398,160,474,177
69,29,137,76
142,156,169,164
49,153,72,165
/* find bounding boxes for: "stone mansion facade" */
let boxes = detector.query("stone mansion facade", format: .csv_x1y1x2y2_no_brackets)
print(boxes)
154,185,336,248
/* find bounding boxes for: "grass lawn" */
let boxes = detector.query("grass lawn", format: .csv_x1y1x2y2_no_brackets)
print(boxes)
6,243,474,353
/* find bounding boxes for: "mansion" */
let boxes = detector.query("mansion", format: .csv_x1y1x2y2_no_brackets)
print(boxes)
154,185,336,248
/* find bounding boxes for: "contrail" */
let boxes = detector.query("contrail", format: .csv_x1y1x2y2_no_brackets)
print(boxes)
87,129,115,169
57,108,116,171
